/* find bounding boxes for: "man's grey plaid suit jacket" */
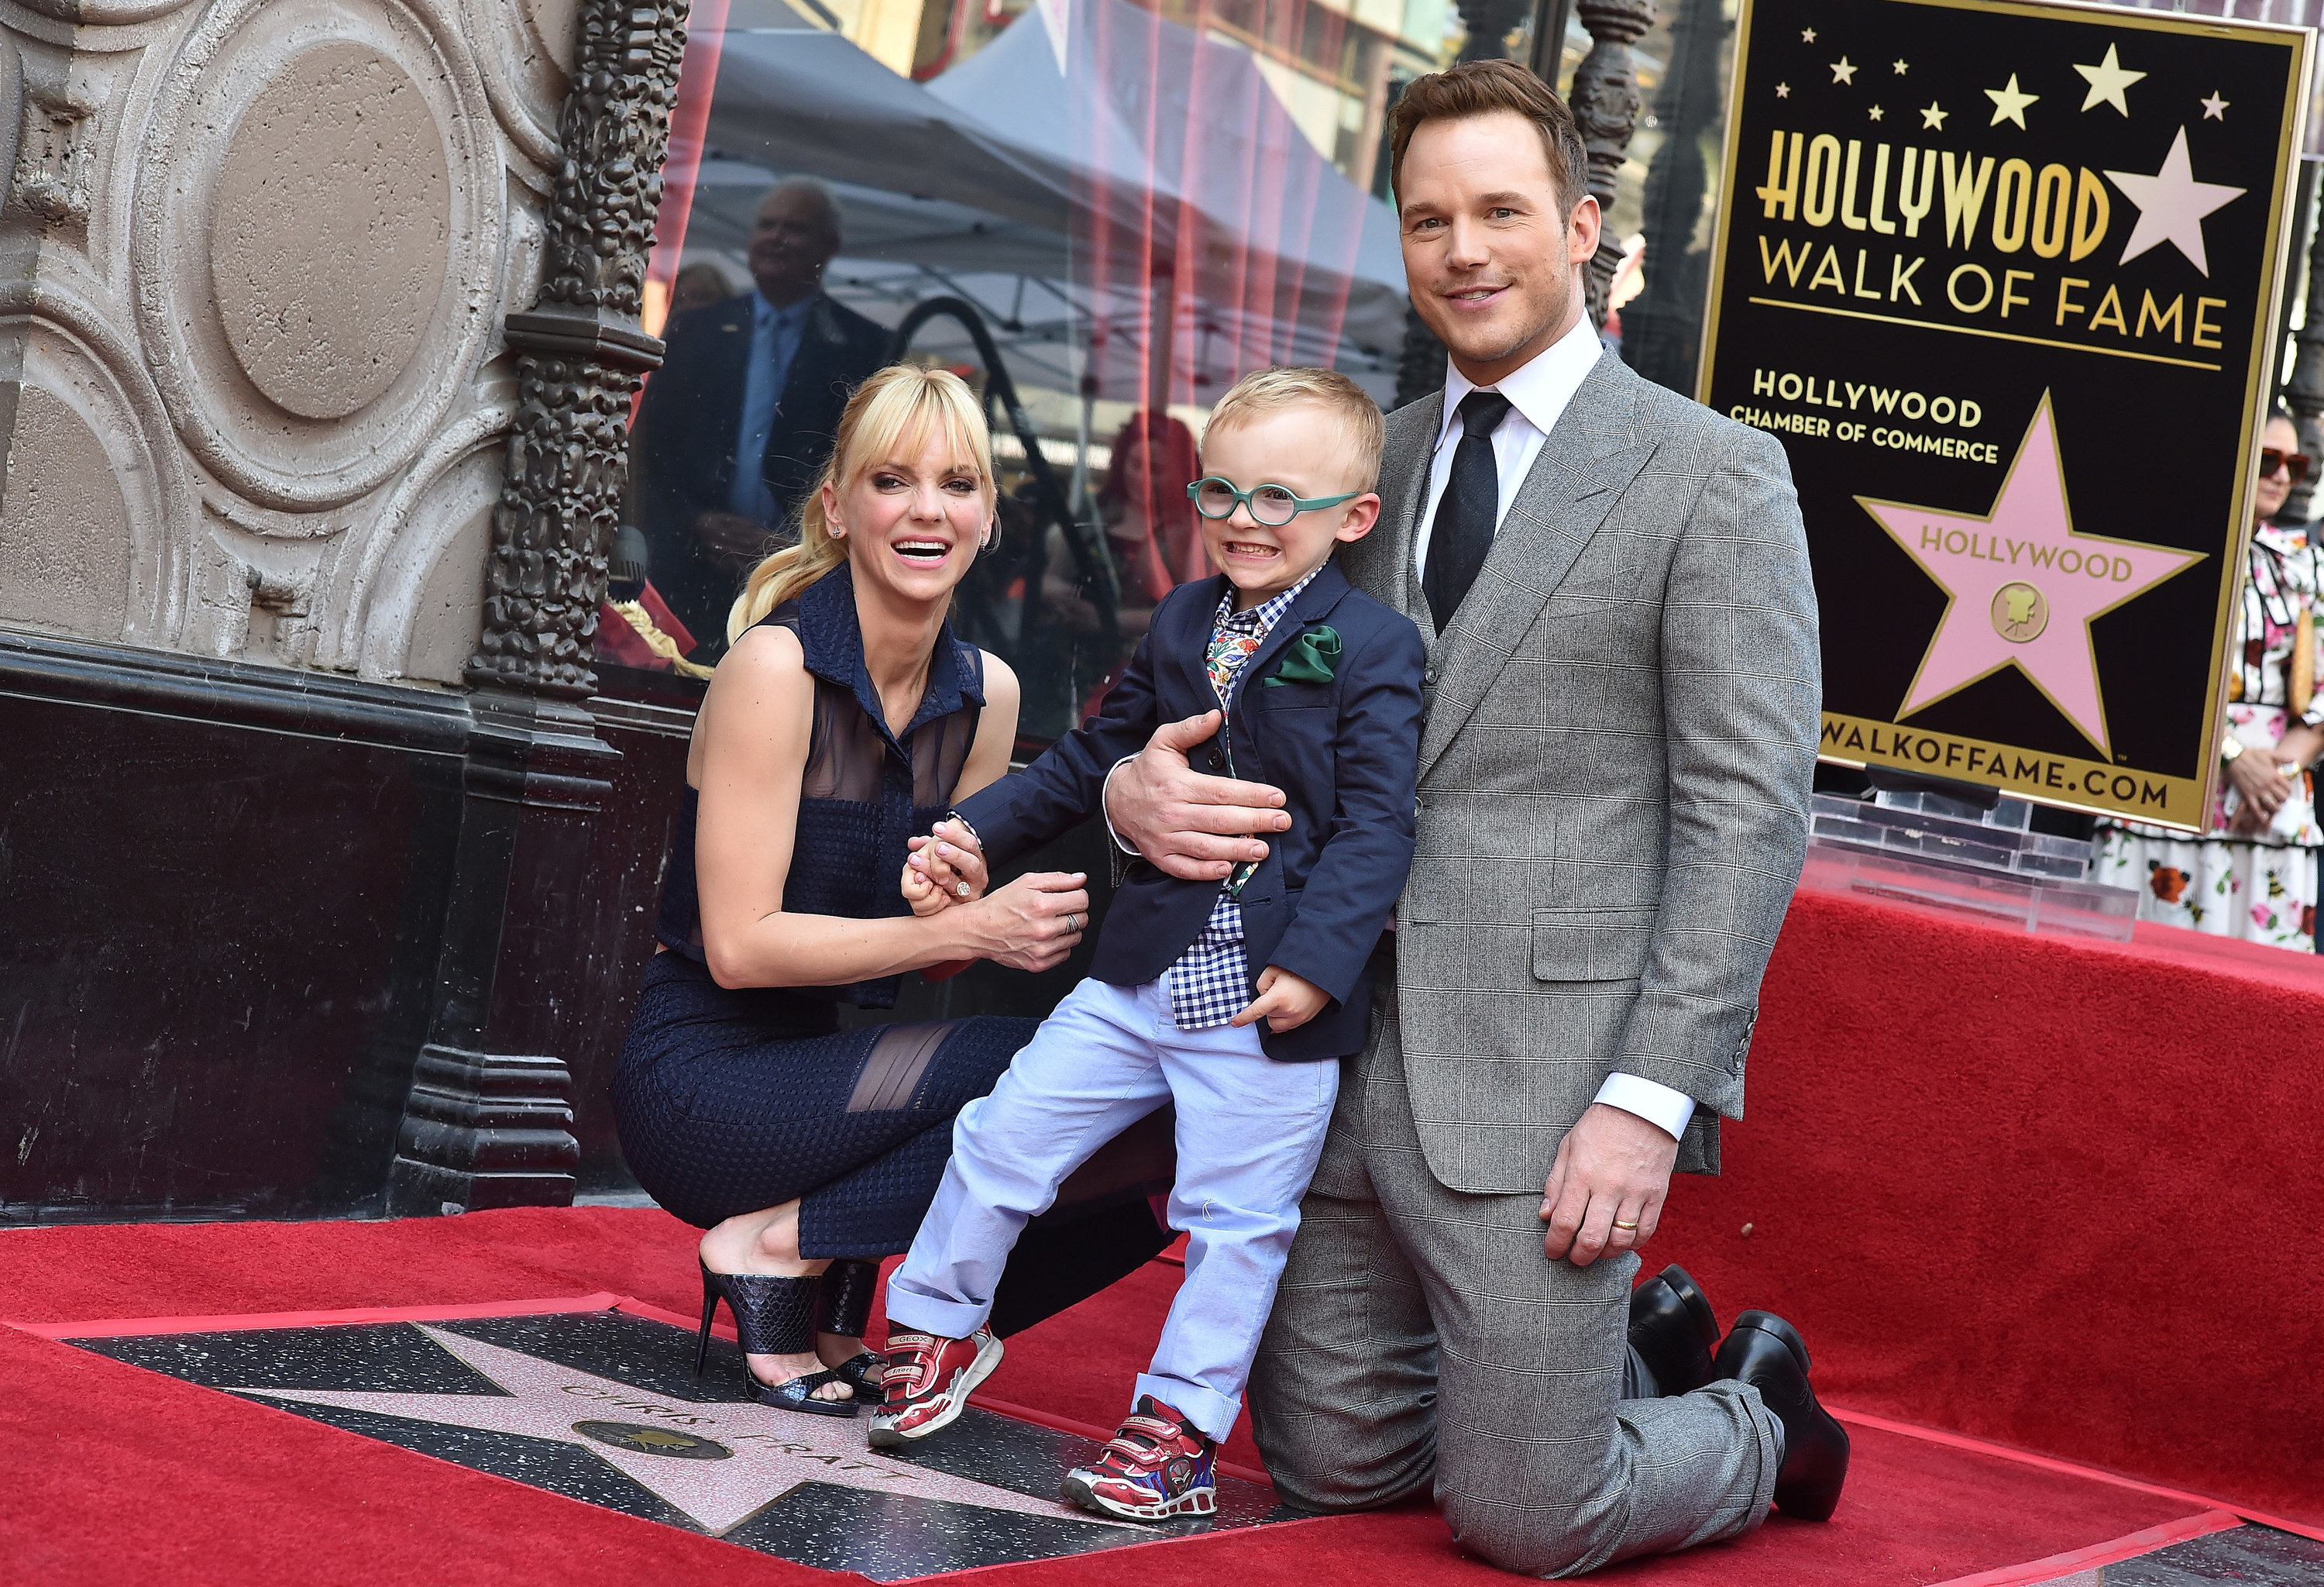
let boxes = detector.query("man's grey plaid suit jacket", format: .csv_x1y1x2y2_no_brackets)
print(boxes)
1343,349,1820,1190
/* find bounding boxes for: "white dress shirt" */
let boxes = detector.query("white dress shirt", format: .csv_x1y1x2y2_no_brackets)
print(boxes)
1414,312,1605,578
1417,322,1697,1145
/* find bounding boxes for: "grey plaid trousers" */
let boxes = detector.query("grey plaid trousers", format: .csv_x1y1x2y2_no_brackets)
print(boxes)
1249,992,1779,1576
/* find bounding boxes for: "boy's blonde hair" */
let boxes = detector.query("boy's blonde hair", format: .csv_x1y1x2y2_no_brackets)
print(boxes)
728,364,997,640
1202,367,1385,491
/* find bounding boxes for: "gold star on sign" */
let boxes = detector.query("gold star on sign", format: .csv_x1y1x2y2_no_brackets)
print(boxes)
1893,59,1910,74
1921,102,1949,129
1776,81,1791,98
2073,43,2147,115
1985,74,2039,129
1802,26,1817,42
2201,91,2229,120
1869,105,1885,121
1831,57,1857,84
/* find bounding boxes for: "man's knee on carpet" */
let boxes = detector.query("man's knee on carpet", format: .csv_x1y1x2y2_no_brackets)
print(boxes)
1441,1479,1632,1580
1251,1403,1436,1516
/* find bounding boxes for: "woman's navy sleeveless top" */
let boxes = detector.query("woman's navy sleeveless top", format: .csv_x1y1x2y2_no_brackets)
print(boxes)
653,565,985,1009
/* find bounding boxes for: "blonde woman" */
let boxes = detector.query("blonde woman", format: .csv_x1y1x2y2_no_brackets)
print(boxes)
613,366,1098,1414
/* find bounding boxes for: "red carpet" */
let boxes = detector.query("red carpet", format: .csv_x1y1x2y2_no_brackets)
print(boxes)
1676,887,2324,1528
0,1204,2292,1585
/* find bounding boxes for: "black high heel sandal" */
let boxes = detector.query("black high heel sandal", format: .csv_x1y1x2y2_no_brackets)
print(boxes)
696,1263,859,1417
816,1259,889,1405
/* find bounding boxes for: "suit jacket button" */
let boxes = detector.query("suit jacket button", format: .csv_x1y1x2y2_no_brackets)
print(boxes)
1208,749,1224,769
1423,668,1438,685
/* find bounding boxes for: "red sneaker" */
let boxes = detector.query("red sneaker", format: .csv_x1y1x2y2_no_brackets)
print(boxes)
1060,1396,1218,1522
867,1327,1002,1449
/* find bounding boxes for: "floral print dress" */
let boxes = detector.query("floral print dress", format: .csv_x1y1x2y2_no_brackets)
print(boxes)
2095,522,2324,952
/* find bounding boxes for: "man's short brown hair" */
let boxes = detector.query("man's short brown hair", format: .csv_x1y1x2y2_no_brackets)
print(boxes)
1387,59,1589,219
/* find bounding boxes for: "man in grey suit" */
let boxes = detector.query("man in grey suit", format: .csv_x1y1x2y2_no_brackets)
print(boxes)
1100,60,1847,1575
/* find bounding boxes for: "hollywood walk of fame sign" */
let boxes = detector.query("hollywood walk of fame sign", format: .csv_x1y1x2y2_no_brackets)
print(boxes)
67,1306,1290,1581
1699,0,2314,827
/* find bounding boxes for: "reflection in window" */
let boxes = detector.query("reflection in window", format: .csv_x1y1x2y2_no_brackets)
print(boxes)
600,0,1441,725
602,0,1689,736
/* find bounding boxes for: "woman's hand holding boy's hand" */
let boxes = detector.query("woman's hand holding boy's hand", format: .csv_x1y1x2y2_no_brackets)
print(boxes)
906,819,989,908
1232,966,1329,1034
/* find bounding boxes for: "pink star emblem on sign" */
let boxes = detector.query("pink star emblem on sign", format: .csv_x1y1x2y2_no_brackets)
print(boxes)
1855,393,2203,756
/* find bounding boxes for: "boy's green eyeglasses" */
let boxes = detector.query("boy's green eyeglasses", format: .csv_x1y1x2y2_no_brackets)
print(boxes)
1187,477,1362,528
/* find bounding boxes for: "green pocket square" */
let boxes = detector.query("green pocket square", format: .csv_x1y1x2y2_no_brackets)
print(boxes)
1265,625,1340,687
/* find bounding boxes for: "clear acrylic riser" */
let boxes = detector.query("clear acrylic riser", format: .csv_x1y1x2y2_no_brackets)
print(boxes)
1799,838,2140,942
1810,793,2094,880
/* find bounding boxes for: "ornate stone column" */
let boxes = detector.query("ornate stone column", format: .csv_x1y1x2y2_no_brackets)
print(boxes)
387,0,691,1216
1567,0,1655,331
1619,0,1728,391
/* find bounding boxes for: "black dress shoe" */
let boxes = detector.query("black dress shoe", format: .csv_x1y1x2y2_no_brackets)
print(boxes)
1628,1265,1722,1396
1712,1310,1849,1521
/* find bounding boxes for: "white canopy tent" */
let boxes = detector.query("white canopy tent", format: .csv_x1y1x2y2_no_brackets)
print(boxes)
672,0,1411,402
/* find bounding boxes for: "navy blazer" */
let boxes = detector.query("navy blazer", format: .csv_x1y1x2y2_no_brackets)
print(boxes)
954,559,1424,1062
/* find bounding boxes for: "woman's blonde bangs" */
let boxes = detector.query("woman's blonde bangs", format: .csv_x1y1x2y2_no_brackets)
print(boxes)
840,368,995,507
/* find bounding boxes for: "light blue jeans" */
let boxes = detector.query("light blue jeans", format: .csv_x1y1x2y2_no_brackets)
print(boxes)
885,974,1339,1443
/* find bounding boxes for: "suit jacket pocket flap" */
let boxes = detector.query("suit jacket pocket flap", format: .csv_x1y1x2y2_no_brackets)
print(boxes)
1530,907,1658,983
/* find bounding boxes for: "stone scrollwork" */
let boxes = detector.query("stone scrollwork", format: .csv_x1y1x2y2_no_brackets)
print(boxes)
466,0,686,699
1567,0,1654,331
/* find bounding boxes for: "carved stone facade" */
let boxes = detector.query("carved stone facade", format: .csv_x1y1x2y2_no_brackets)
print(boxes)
0,0,582,685
1566,0,1655,331
469,0,682,698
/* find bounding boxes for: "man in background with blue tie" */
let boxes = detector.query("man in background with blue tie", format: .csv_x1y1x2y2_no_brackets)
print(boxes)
629,179,889,655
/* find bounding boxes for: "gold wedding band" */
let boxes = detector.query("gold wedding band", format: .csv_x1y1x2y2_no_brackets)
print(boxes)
1612,1219,1640,1231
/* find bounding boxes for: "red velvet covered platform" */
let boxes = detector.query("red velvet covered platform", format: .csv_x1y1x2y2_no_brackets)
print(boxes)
5,888,2319,1584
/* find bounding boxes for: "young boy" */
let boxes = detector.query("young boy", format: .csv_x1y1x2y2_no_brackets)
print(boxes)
873,367,1425,1523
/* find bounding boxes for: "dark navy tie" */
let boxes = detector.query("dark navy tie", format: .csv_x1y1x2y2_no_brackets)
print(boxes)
1423,390,1513,634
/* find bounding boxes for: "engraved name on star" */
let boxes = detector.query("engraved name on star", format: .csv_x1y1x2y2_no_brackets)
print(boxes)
2105,126,2245,276
1985,74,2039,129
1831,57,1857,84
227,1326,1134,1537
1921,102,1949,130
2074,43,2146,115
1856,394,2201,756
2201,91,2229,121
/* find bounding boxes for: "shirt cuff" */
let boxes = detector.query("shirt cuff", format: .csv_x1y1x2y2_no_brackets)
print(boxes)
1100,756,1140,856
1593,1073,1696,1142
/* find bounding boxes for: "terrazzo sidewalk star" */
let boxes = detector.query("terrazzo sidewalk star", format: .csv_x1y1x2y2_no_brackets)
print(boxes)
64,1302,1294,1580
226,1323,1126,1536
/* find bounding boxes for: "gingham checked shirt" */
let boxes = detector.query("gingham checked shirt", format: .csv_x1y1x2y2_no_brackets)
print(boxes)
1166,566,1322,1030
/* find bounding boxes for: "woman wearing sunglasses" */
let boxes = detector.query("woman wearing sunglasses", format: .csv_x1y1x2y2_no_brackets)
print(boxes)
2095,408,2324,952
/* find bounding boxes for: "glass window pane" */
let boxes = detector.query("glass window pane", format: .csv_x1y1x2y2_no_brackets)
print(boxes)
614,0,1470,735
